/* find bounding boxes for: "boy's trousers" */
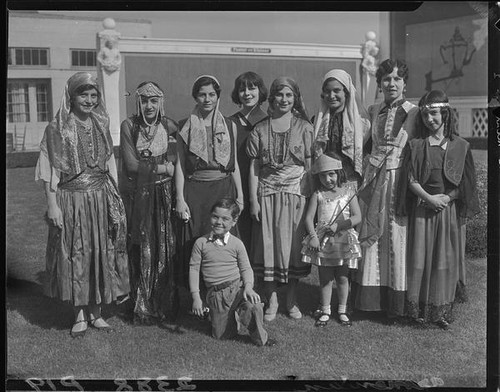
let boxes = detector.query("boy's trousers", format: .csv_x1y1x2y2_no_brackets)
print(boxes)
206,278,268,346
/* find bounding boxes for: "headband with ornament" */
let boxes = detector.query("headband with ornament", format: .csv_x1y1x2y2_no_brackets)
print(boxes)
136,82,164,98
311,154,343,175
420,102,450,110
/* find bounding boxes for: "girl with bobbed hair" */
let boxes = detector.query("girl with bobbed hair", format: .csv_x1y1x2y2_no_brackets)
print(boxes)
353,59,419,323
398,90,479,329
229,71,269,253
246,76,313,321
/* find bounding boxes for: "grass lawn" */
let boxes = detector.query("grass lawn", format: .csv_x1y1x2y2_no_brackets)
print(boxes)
6,161,488,387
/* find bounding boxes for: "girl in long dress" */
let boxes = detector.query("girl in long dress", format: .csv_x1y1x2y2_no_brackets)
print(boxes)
36,72,129,337
119,81,179,324
353,59,419,322
400,90,480,329
228,71,268,254
246,76,313,321
175,75,244,288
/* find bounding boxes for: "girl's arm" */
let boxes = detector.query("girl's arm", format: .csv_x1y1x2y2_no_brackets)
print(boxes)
230,121,244,210
248,158,260,222
45,181,63,229
304,192,320,249
331,193,362,232
409,181,448,211
174,133,190,220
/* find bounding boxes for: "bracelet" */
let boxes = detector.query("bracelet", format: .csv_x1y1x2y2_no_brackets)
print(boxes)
309,232,318,238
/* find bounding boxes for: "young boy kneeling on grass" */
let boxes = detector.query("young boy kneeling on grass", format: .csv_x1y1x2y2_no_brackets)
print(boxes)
189,198,276,347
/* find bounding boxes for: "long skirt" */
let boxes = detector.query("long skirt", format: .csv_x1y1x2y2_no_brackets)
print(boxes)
45,186,130,307
178,175,239,288
406,202,466,323
353,168,407,316
124,180,179,322
251,192,311,283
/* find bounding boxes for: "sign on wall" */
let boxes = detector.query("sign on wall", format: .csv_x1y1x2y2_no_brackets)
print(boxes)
405,14,487,97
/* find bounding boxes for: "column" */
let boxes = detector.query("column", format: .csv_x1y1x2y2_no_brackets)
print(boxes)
96,18,122,146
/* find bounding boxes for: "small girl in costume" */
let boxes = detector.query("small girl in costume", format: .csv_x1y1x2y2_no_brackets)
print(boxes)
400,90,480,329
302,152,362,327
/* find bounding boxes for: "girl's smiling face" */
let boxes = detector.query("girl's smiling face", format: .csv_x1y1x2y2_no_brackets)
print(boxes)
238,83,260,109
421,107,444,134
319,170,338,190
72,88,98,117
272,86,295,115
322,79,346,113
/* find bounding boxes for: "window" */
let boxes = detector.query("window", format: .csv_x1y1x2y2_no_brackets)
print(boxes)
71,49,97,67
7,80,52,123
8,47,49,66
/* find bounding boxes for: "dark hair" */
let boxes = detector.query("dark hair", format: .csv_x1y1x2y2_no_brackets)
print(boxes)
210,198,240,219
313,151,347,190
268,77,309,121
416,90,458,139
72,84,101,108
231,71,268,105
375,59,409,87
192,76,221,99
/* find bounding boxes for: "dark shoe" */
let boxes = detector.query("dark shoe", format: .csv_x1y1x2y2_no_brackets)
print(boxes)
264,338,277,347
314,313,330,327
70,320,88,338
312,308,323,320
89,317,113,332
338,313,352,327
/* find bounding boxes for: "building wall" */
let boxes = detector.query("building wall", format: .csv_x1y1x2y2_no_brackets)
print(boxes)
7,12,152,150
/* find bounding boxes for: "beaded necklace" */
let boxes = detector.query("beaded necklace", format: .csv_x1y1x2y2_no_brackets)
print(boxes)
75,116,100,168
268,117,291,169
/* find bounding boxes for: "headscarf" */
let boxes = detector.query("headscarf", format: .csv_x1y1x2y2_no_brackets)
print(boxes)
179,75,231,168
268,76,309,121
135,81,165,126
40,72,113,175
313,69,366,177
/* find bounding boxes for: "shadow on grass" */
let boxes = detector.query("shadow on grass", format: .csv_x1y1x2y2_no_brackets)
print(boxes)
6,274,74,331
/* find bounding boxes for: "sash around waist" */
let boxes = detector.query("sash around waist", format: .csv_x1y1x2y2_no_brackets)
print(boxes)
58,170,109,192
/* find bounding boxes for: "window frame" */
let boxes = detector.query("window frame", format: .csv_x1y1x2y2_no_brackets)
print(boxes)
8,47,50,67
70,48,97,68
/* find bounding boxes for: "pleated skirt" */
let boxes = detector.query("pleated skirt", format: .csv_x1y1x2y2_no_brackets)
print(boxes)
45,187,130,306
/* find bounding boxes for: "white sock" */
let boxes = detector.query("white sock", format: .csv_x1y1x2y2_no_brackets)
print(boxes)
338,304,347,314
320,305,331,315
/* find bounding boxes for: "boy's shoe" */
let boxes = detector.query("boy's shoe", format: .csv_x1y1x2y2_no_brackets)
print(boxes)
264,338,277,347
288,305,302,319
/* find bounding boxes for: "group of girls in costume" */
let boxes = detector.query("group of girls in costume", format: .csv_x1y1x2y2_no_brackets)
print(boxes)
36,58,479,338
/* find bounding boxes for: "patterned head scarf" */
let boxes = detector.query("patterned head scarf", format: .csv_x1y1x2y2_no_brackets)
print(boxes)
135,81,165,126
268,76,309,121
179,75,231,168
313,69,366,177
41,72,112,174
